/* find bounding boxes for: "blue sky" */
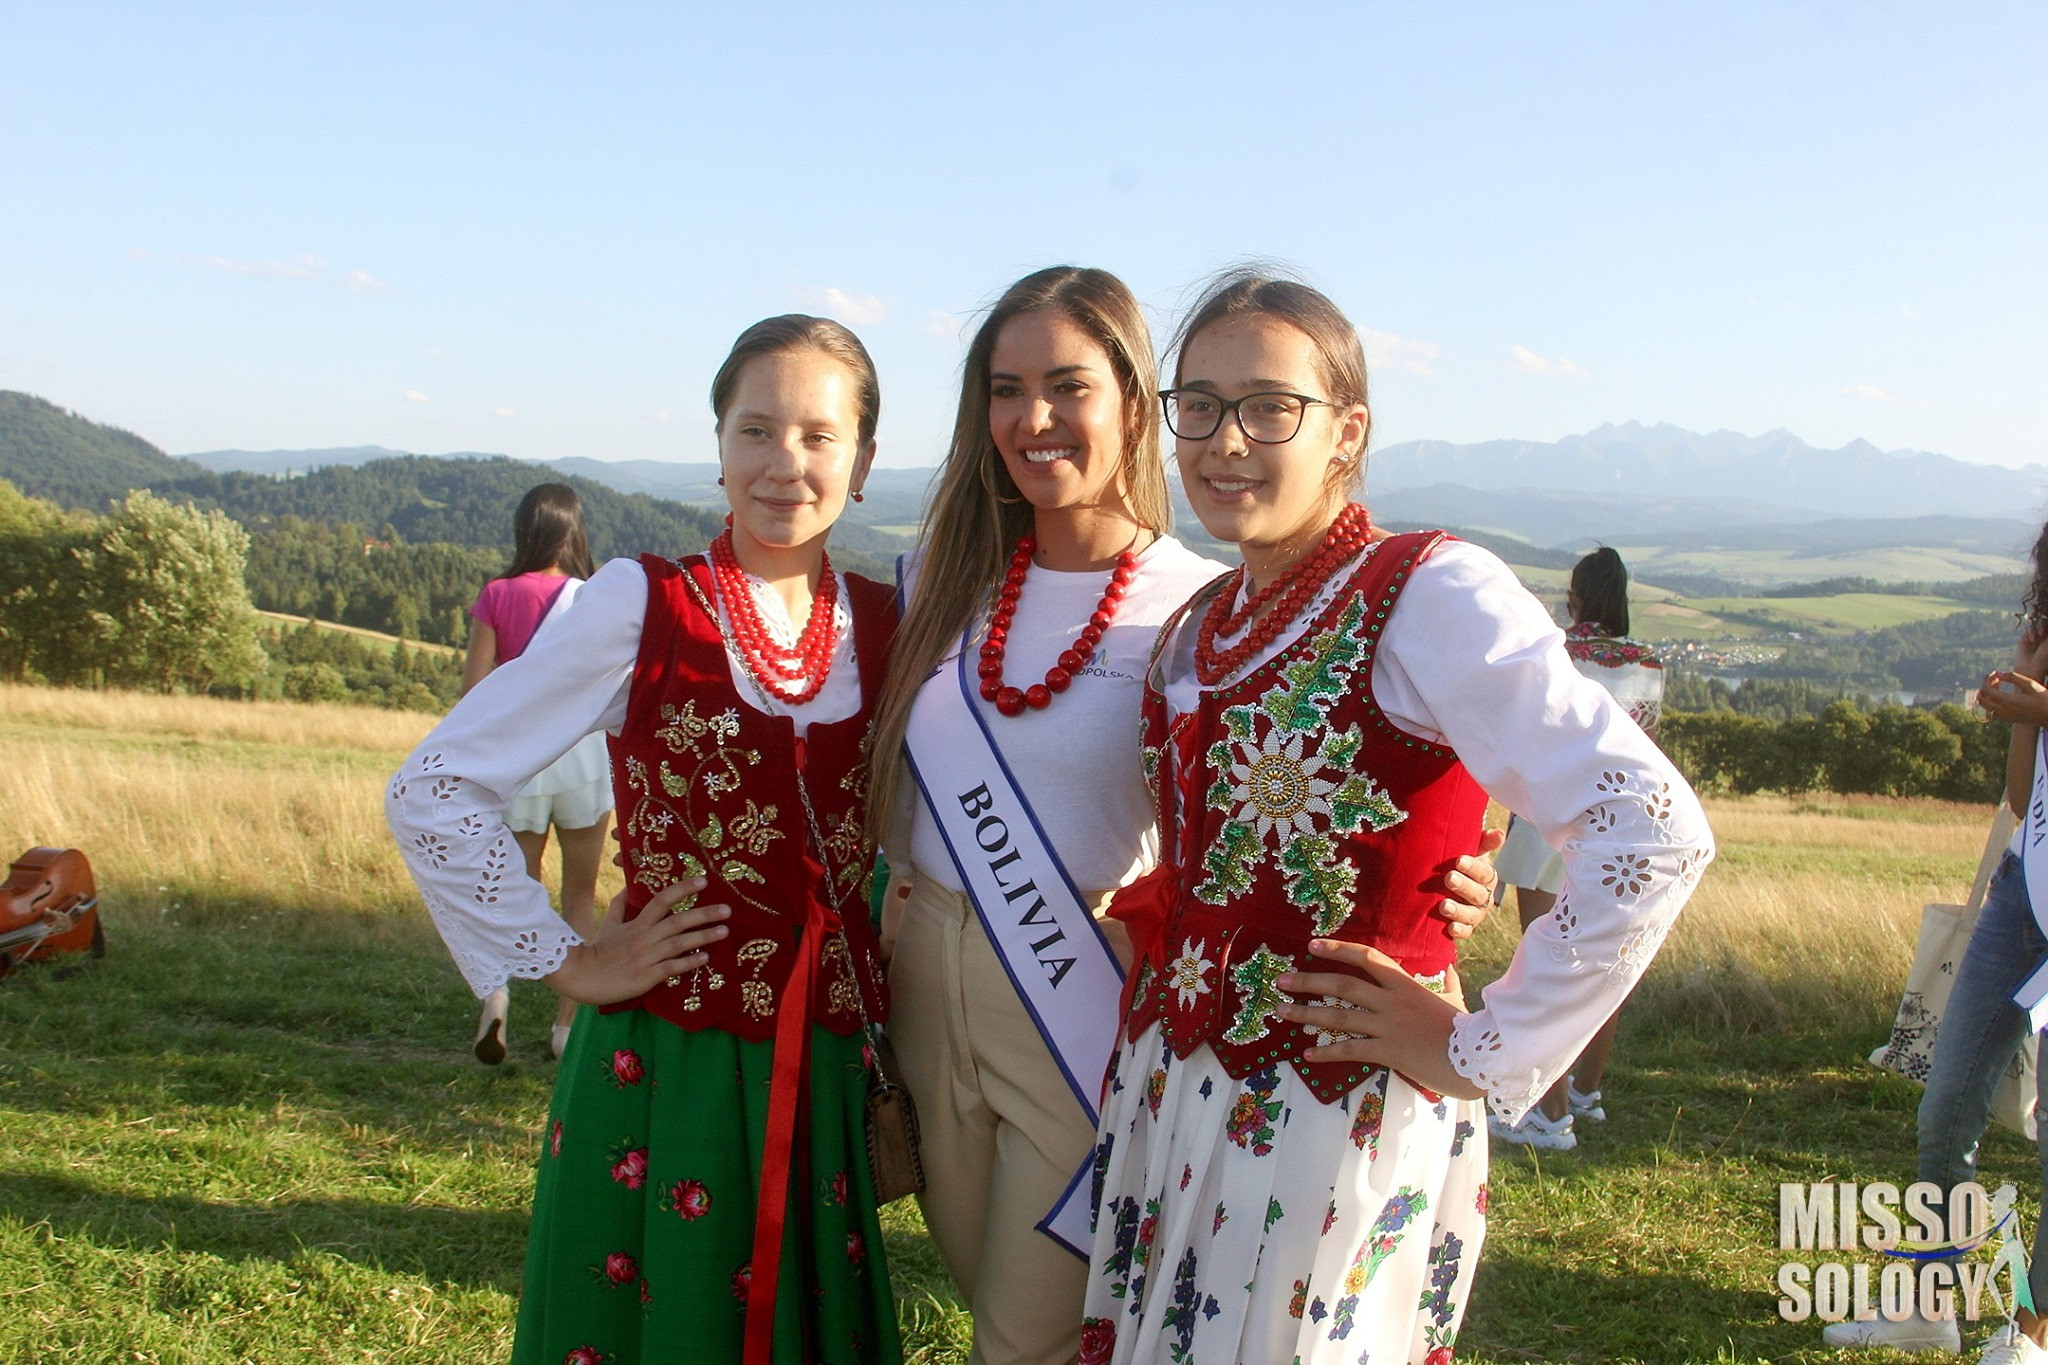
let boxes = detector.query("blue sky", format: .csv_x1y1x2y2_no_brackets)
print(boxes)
2,2,2042,470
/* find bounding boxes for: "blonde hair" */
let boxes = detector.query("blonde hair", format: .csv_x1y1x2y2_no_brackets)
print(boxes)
866,267,1170,850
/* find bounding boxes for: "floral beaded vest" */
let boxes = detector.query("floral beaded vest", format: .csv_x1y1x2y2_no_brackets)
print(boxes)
1127,530,1490,1103
601,553,894,1039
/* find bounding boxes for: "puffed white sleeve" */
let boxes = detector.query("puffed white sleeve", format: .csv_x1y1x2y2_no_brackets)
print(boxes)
1371,542,1715,1122
385,557,647,997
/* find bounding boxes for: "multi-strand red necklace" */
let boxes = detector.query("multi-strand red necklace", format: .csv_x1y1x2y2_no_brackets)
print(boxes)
1194,502,1374,685
978,533,1139,717
709,530,840,706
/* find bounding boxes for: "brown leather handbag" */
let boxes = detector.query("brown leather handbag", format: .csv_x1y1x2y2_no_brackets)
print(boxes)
1,847,106,978
864,1027,926,1203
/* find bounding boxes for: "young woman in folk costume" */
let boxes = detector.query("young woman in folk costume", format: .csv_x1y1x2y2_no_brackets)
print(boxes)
388,316,902,1365
864,266,1500,1365
1082,272,1714,1365
461,481,615,1064
1491,545,1665,1150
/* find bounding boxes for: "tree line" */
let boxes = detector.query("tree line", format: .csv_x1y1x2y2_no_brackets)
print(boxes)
0,479,456,709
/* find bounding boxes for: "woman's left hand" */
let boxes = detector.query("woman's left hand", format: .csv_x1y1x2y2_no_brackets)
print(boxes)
1980,670,2048,726
1276,941,1485,1100
1435,827,1504,939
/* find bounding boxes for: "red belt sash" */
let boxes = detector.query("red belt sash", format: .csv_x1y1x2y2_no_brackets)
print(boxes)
742,890,837,1365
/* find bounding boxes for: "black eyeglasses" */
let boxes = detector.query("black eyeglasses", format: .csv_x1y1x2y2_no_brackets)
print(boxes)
1158,389,1335,444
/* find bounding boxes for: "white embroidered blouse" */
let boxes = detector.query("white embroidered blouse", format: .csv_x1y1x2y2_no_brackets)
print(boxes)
1158,539,1714,1122
385,555,861,998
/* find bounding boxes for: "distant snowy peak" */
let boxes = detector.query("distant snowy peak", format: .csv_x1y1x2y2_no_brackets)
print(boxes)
1368,424,2048,520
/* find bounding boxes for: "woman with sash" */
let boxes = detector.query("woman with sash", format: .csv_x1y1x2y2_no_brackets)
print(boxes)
388,315,902,1365
864,266,1499,1365
1827,529,2048,1362
1081,271,1714,1365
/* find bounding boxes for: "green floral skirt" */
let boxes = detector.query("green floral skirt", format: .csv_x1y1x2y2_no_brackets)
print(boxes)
512,1005,901,1365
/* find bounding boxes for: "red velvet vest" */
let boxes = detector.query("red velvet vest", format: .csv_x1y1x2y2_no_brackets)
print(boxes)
602,553,893,1038
1126,531,1489,1103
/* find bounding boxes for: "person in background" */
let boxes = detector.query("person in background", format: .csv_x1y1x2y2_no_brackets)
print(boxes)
1490,545,1664,1149
1825,522,2048,1363
390,316,901,1364
462,482,614,1062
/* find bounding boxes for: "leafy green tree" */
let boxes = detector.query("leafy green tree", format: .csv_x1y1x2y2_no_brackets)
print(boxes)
72,490,266,691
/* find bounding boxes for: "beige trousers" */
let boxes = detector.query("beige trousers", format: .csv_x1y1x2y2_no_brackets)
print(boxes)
889,873,1109,1365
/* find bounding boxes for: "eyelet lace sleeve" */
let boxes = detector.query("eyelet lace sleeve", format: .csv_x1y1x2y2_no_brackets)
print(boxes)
385,558,646,997
1375,543,1715,1124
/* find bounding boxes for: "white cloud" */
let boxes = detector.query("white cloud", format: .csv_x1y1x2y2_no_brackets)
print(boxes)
924,309,969,340
1510,344,1589,378
794,286,891,326
493,406,516,418
647,409,673,427
1361,327,1440,376
343,268,395,295
404,388,430,403
1842,383,1898,402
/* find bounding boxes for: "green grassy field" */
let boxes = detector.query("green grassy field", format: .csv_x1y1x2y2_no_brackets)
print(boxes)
1,685,2037,1363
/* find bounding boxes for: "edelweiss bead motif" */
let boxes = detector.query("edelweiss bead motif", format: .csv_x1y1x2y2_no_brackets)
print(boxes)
1166,940,1213,1010
1194,597,1408,935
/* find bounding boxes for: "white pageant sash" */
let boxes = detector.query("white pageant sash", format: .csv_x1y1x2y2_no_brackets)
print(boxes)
2016,730,2048,1028
904,633,1126,1256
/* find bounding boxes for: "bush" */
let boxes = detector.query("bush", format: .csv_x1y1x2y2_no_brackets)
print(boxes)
1661,699,2002,801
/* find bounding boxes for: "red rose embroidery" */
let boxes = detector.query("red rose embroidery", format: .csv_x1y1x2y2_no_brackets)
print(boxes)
846,1232,865,1268
730,1262,753,1304
1475,1184,1490,1216
668,1178,711,1221
1424,1348,1454,1365
549,1120,563,1158
827,1170,849,1206
1078,1317,1116,1365
610,1147,648,1190
609,1049,645,1086
603,1252,638,1285
562,1348,606,1365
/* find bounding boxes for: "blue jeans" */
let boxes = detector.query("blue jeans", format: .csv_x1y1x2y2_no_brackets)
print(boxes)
1917,851,2048,1307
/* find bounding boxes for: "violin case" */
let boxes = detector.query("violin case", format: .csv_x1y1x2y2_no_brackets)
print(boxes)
1,847,105,978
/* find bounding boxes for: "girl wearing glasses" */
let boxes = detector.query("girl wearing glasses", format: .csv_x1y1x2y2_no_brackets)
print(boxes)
865,266,1499,1365
1081,271,1713,1365
389,316,901,1365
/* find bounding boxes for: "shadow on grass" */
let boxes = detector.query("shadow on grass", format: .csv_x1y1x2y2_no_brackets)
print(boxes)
0,1170,529,1292
1462,1250,1785,1364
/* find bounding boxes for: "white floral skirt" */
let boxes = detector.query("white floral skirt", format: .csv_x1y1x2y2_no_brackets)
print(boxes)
1081,1023,1488,1365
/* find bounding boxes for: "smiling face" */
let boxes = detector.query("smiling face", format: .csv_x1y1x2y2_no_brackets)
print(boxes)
718,348,875,557
1174,314,1369,554
986,310,1134,519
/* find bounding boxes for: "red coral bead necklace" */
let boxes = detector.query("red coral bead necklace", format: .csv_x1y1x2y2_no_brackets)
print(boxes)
1194,502,1373,686
710,528,840,706
979,532,1140,717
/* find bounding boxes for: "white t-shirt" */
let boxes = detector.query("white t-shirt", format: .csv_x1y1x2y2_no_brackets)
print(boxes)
905,535,1226,894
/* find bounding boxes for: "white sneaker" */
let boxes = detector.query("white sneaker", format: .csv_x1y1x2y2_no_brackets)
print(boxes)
1820,1315,1962,1353
1979,1322,2048,1364
1566,1080,1606,1123
1489,1108,1576,1150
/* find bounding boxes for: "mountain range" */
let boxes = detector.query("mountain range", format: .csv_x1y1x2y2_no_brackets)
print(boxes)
181,425,2045,577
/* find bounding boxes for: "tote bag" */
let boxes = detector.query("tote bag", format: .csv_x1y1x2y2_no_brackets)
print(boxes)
1869,806,2037,1139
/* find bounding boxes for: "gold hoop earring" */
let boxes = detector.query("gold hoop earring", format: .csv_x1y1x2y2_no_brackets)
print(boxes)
978,455,1026,506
